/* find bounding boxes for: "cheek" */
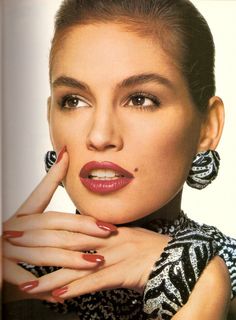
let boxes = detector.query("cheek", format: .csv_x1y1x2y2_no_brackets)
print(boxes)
134,114,200,187
48,106,201,224
49,110,83,151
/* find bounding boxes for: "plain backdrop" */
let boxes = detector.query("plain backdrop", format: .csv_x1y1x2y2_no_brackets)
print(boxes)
2,0,236,237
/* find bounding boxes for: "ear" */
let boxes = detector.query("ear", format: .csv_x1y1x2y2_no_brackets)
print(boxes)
197,96,225,152
47,96,51,124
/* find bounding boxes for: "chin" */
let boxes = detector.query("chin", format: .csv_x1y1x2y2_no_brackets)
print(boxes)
73,196,161,225
65,180,177,225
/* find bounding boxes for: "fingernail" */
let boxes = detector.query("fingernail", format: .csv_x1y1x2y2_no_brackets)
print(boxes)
52,286,68,297
3,231,24,239
50,296,65,304
19,280,39,292
56,146,67,163
96,221,117,232
82,254,105,263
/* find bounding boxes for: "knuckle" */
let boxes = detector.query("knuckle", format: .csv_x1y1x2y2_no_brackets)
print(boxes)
59,231,81,250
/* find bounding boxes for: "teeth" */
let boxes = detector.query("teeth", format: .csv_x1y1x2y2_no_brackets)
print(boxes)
88,169,122,179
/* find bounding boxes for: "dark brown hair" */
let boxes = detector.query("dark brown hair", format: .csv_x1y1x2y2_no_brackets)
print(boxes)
50,0,215,112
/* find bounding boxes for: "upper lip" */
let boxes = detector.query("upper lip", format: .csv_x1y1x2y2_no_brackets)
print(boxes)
79,161,134,179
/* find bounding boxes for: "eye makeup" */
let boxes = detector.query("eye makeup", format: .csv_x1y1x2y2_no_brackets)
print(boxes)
57,91,161,112
57,94,91,109
124,91,161,111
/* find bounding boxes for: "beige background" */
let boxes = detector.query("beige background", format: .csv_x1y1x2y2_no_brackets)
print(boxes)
2,0,236,237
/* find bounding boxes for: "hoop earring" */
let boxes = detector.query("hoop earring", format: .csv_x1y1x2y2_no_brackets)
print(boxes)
44,150,64,187
186,150,220,190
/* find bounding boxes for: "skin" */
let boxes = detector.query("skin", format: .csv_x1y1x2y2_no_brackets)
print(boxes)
2,155,231,319
48,23,203,224
3,23,234,319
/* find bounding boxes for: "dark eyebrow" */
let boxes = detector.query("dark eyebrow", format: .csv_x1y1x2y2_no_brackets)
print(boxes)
118,73,174,90
52,76,90,92
52,73,174,92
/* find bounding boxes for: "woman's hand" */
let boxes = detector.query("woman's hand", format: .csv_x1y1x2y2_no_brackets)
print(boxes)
18,250,231,320
6,224,171,297
2,150,116,301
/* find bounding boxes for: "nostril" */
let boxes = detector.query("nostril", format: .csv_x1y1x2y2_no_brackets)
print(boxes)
86,126,123,151
107,144,116,149
87,138,122,151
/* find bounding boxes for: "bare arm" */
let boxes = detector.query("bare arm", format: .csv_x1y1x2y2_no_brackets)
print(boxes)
172,256,231,320
228,298,236,320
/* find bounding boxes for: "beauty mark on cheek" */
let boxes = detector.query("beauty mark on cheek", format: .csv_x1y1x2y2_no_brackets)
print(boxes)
134,168,139,172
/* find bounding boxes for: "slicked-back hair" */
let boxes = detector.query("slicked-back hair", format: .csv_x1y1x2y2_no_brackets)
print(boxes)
50,0,216,112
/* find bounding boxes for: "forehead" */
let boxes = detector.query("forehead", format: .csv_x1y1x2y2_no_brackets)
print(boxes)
51,23,184,88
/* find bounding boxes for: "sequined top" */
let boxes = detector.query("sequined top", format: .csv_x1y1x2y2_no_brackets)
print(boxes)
21,211,236,319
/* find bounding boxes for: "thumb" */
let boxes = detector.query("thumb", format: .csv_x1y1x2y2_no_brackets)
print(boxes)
46,146,69,186
16,146,69,215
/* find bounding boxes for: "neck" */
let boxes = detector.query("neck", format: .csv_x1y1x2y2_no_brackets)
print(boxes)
119,190,183,227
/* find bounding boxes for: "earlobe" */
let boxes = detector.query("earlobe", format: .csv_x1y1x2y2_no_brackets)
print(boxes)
47,96,52,123
198,96,225,151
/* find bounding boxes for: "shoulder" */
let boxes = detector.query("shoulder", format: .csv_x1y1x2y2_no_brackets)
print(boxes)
173,256,231,320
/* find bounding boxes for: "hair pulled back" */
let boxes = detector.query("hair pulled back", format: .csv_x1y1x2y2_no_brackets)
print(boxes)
50,0,216,112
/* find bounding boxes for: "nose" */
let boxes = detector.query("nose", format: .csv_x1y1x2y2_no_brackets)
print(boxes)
86,108,123,152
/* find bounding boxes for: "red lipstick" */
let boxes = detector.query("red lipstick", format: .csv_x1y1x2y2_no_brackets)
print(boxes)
79,161,134,194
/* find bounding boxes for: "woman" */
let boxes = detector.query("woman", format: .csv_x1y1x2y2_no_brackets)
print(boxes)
3,0,236,319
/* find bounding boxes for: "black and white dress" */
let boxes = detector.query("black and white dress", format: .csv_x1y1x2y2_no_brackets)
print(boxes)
21,211,236,319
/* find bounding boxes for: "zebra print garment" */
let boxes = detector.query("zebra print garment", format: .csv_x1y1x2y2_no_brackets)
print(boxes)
20,211,236,319
143,230,217,319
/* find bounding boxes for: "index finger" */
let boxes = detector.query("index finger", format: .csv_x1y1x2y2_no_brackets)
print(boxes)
16,147,69,215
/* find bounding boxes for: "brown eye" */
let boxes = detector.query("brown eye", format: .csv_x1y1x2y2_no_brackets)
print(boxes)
126,93,161,110
131,95,146,106
60,95,90,109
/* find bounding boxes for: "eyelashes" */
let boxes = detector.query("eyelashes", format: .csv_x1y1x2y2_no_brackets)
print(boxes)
125,92,161,111
57,92,161,111
59,94,90,109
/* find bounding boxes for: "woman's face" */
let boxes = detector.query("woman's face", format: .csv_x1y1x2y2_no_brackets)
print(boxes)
48,23,202,224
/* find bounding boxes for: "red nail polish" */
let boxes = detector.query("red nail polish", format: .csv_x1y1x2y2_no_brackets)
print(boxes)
82,254,105,263
56,146,67,163
96,221,117,232
3,231,24,239
52,297,65,304
19,280,39,292
52,286,68,297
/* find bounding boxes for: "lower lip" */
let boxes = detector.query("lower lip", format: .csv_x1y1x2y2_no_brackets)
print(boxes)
80,177,133,194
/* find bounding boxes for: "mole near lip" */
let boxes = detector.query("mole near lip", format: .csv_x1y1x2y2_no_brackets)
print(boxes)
79,161,134,178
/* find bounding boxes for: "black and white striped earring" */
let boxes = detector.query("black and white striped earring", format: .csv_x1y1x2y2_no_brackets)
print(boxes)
186,150,220,190
44,150,64,186
44,150,57,172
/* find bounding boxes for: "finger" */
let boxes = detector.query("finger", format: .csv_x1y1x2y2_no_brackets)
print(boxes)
6,229,108,250
4,212,116,237
3,259,64,303
17,243,138,295
4,241,105,269
21,268,91,294
3,258,37,285
15,146,68,215
52,264,123,299
16,244,126,294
